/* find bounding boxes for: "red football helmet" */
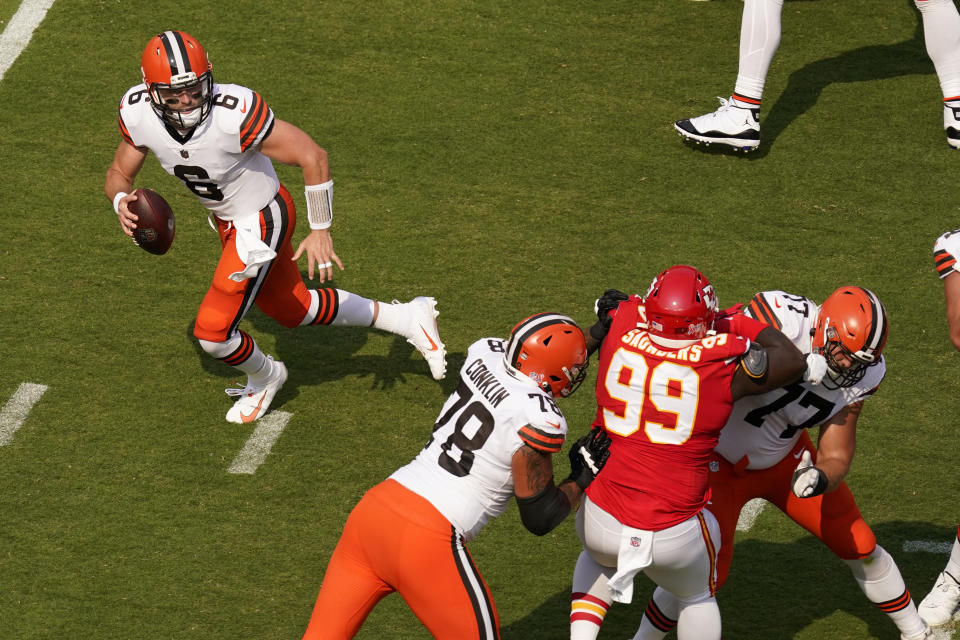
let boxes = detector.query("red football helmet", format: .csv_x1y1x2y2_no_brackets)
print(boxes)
811,286,888,388
643,265,719,344
505,313,588,397
141,30,214,129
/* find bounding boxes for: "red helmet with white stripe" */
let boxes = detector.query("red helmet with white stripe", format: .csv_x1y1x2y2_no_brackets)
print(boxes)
811,286,888,388
141,30,214,129
505,313,588,397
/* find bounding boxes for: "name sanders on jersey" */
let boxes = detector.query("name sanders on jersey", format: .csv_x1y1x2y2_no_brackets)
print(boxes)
620,329,730,363
465,359,511,408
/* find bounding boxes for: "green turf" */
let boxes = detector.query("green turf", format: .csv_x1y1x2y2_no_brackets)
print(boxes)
0,0,957,638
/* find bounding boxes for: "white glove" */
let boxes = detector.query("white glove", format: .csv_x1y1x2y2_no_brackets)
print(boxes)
791,450,828,498
803,353,828,385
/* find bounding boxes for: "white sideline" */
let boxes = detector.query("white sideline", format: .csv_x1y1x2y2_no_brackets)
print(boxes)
0,382,48,446
0,0,56,82
736,498,767,531
227,411,292,474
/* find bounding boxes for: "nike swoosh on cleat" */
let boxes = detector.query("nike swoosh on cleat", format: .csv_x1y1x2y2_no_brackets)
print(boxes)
240,395,265,423
419,326,439,351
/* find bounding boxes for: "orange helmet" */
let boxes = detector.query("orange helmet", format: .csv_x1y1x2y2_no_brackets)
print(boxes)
811,286,888,388
505,313,588,397
644,265,718,345
140,30,214,129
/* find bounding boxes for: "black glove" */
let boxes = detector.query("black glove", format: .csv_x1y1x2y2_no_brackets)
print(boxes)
566,427,613,490
590,289,630,343
595,289,629,327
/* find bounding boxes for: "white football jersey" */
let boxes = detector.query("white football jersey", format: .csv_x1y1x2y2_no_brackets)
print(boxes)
117,82,279,220
934,229,960,279
391,338,569,541
715,291,885,470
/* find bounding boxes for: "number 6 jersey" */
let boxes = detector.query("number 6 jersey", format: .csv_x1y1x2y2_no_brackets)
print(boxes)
391,338,569,542
117,82,278,220
715,290,885,470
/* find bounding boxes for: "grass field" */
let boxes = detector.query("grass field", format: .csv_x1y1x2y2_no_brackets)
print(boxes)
0,0,958,638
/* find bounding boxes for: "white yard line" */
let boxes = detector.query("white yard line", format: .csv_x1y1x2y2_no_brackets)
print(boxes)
904,540,955,555
227,411,292,474
0,382,48,445
736,498,768,531
0,0,56,82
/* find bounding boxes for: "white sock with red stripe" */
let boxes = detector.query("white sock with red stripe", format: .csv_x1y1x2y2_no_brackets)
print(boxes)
570,550,614,640
845,545,927,639
733,0,785,104
916,0,960,99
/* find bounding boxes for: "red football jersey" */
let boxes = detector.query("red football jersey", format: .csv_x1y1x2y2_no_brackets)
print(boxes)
585,299,762,530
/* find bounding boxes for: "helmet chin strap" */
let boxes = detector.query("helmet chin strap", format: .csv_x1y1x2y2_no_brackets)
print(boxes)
648,334,699,349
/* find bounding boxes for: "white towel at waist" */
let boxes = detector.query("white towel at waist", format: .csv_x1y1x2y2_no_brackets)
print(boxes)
606,526,654,604
228,217,276,282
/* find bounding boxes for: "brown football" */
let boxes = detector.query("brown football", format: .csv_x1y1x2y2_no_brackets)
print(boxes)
130,188,175,255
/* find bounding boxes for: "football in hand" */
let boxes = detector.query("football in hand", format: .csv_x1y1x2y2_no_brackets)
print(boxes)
130,188,175,255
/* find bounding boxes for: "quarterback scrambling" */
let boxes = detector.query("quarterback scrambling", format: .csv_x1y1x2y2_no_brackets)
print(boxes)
105,31,446,423
302,313,611,640
632,287,934,640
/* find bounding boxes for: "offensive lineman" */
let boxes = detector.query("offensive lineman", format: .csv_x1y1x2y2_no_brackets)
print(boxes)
105,31,446,423
569,265,813,640
630,287,934,640
302,313,612,640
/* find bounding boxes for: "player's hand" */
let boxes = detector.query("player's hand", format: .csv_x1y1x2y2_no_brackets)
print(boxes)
115,192,138,238
595,289,629,328
567,427,612,490
791,450,828,498
803,353,828,385
292,228,343,282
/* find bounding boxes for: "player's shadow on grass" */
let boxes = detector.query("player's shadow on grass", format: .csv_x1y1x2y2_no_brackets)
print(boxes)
748,4,930,158
185,298,464,411
501,520,950,640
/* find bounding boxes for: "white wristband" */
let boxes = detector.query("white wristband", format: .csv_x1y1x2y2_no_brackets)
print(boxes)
113,191,129,215
305,180,333,230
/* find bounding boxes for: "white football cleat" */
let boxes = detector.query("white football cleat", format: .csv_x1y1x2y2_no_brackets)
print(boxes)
901,626,934,640
918,571,960,627
225,358,288,424
675,96,760,151
944,102,960,149
402,296,447,380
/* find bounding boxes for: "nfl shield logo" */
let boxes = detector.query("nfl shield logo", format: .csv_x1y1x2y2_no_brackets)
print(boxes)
180,149,189,158
709,461,719,472
630,536,642,547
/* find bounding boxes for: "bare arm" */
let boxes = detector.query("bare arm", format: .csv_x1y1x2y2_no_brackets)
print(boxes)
511,443,581,536
813,401,861,492
730,326,806,401
944,271,960,351
104,140,148,237
259,119,340,282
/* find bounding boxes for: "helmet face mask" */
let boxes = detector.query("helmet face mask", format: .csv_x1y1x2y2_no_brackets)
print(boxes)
505,313,588,397
812,287,888,389
141,31,214,130
643,265,718,346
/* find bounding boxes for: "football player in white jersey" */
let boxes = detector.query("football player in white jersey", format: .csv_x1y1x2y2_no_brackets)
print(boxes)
301,313,613,640
105,31,447,423
917,230,960,627
674,0,960,150
631,287,934,640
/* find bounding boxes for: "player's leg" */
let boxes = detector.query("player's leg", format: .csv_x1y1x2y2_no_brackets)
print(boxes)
918,525,960,626
372,480,500,640
642,511,722,640
771,442,929,640
673,0,784,150
254,187,447,380
914,0,960,147
570,497,618,640
302,483,398,640
194,218,286,423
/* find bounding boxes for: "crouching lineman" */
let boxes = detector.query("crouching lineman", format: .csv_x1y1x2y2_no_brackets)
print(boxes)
631,286,934,640
302,313,613,640
568,265,814,640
